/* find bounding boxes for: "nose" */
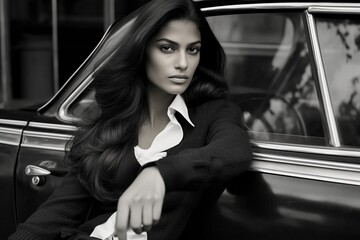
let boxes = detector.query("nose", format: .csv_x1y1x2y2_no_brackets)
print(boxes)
174,51,188,70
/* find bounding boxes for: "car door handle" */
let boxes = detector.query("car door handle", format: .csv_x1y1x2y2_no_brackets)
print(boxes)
25,165,50,186
25,162,68,186
25,165,51,176
25,165,68,177
25,161,68,177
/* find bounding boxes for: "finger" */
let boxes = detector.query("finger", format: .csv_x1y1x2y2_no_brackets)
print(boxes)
116,199,130,240
130,197,143,234
142,200,153,232
153,194,164,225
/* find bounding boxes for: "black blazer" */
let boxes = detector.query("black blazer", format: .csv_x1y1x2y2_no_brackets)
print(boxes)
10,99,252,240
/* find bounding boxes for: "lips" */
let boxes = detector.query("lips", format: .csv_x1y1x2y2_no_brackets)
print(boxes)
169,75,189,84
169,74,189,79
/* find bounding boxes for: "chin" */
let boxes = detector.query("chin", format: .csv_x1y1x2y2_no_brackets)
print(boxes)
167,89,187,95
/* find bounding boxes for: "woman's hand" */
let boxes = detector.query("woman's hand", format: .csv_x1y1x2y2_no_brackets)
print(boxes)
115,166,165,240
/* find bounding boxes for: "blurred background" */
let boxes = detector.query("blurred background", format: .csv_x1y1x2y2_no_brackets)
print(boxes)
0,0,150,109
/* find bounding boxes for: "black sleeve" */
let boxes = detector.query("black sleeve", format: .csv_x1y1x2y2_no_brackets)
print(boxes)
9,172,93,240
156,101,253,192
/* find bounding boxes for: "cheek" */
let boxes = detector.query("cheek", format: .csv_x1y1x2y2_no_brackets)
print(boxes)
190,56,200,74
146,59,159,82
146,53,167,80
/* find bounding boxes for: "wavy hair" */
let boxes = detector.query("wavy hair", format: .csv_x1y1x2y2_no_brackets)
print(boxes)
67,0,227,203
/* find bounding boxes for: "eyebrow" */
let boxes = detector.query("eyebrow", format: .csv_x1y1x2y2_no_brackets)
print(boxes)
155,38,201,46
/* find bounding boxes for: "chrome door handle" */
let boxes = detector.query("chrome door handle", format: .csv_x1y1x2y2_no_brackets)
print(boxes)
25,161,68,186
25,160,68,177
25,165,50,186
25,165,51,176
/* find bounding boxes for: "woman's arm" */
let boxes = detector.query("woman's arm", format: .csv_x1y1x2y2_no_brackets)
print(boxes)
115,166,165,240
9,172,94,240
114,100,252,240
157,100,252,192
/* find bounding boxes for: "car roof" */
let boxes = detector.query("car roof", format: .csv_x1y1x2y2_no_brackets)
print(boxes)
194,0,360,8
195,0,360,3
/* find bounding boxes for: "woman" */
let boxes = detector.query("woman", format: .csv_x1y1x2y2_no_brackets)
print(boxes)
10,0,252,239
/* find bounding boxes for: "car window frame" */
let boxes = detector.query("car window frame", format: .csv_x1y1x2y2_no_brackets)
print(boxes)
308,7,360,148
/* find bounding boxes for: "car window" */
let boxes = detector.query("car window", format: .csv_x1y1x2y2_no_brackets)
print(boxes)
316,15,360,147
59,18,135,123
66,82,99,124
207,13,326,145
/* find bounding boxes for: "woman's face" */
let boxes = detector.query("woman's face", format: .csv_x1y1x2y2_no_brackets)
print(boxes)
146,19,201,95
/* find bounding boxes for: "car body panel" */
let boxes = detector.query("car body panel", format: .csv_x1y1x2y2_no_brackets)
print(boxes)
15,118,74,223
202,140,360,238
0,111,36,239
206,171,360,239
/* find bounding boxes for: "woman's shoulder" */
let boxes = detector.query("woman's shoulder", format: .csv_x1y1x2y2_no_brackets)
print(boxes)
193,98,241,112
190,98,243,120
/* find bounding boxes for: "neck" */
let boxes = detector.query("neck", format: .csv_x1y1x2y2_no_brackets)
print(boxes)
144,85,174,127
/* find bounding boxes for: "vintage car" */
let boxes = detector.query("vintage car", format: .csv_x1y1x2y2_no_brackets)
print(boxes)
2,0,360,239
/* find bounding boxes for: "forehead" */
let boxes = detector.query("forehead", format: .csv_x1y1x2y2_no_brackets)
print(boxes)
154,19,201,42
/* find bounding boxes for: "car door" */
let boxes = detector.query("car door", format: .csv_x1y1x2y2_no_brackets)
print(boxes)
14,117,76,225
0,110,36,239
200,3,360,239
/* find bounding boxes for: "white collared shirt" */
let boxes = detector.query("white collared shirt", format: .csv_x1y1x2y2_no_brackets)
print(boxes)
134,94,194,166
90,94,194,240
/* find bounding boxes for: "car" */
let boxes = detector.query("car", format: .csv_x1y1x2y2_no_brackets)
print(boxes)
2,0,360,239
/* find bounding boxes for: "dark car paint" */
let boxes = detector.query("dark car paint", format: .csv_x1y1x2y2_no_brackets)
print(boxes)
2,1,360,239
0,110,37,239
206,171,360,239
206,149,360,239
15,116,75,224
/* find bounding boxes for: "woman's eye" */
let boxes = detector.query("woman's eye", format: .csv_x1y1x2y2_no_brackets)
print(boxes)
187,47,200,55
160,45,175,53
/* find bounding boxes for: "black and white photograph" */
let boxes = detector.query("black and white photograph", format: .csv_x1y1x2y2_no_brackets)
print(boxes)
1,0,360,239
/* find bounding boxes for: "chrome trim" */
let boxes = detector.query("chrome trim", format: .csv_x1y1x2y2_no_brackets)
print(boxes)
0,127,22,146
253,141,360,158
58,74,94,123
305,11,341,147
255,152,360,172
0,126,23,135
21,143,68,151
308,6,360,14
201,2,360,13
22,130,73,151
23,130,72,140
52,0,59,93
28,122,78,131
0,119,27,126
252,152,360,186
25,165,51,176
21,143,69,151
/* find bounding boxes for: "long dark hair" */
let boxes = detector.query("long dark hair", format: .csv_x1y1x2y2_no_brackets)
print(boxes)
68,0,227,203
